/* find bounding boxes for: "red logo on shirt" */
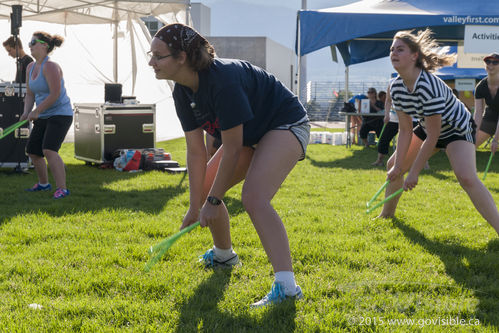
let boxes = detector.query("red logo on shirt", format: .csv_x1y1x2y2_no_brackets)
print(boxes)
201,118,220,135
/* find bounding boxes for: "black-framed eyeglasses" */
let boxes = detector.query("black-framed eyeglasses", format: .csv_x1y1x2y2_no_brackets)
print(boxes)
29,38,47,47
485,59,499,66
147,51,173,62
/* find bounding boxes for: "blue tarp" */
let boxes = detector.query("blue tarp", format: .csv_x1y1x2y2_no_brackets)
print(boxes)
297,0,499,65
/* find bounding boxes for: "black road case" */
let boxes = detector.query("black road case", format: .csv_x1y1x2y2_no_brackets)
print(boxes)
0,84,30,168
74,103,155,163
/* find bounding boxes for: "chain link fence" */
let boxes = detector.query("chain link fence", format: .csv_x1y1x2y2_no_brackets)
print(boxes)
304,81,390,122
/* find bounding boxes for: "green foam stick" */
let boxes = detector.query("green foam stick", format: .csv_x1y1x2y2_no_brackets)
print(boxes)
376,122,387,147
0,119,28,140
482,152,494,181
366,180,389,208
2,119,27,136
144,221,200,272
366,188,404,214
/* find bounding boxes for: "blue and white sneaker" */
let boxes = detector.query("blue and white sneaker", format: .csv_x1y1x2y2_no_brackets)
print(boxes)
26,183,52,192
250,282,303,308
199,248,239,268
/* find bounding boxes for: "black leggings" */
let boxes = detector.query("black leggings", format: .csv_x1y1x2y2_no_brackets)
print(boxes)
359,118,383,140
26,115,73,157
377,121,399,155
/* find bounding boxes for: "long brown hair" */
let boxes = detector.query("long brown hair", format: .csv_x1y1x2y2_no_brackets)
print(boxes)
393,29,456,72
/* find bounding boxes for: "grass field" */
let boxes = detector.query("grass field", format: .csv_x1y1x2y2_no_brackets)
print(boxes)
1,137,499,332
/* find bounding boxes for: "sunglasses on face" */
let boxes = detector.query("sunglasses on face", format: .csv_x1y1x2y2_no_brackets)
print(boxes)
29,39,47,47
485,59,499,66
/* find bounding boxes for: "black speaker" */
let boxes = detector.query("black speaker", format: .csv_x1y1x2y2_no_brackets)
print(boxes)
10,5,22,35
105,83,122,103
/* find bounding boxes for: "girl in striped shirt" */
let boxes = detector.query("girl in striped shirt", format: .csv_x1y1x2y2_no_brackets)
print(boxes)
379,29,499,235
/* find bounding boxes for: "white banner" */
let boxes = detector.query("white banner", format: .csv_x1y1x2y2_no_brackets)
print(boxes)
457,42,487,68
464,25,499,53
360,99,370,114
455,79,476,91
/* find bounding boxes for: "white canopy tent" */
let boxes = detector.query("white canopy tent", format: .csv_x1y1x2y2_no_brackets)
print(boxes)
0,0,191,141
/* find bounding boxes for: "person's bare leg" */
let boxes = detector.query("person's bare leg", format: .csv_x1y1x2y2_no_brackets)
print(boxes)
372,153,385,166
241,130,302,272
43,149,66,189
475,130,492,149
379,134,424,218
202,145,254,249
446,141,499,235
29,153,48,184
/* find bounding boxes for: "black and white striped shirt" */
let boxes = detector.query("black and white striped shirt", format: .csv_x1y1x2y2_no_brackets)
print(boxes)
391,70,472,140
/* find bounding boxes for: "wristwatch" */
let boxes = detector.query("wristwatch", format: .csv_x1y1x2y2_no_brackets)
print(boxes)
206,196,222,206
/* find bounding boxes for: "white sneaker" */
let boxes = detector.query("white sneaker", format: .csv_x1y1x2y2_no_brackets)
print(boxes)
199,248,239,268
250,282,303,308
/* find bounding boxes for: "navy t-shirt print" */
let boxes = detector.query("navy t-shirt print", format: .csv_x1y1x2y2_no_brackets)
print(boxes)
173,58,306,146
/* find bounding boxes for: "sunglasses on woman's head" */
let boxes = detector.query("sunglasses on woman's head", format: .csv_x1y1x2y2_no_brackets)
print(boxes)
485,59,499,66
29,39,47,47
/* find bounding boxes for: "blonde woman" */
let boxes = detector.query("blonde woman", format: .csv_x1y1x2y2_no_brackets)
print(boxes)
379,29,499,236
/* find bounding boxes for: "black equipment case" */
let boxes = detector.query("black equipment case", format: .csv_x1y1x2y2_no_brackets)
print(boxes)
74,103,155,164
0,83,29,168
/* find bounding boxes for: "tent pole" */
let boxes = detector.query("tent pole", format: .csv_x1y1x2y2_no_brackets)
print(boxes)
297,12,301,99
344,66,349,102
186,0,191,23
113,0,118,83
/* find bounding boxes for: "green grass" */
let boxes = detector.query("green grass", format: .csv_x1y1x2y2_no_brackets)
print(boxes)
1,139,499,332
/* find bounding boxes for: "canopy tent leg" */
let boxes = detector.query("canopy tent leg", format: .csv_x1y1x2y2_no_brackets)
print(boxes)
113,0,118,83
296,13,301,99
344,65,351,147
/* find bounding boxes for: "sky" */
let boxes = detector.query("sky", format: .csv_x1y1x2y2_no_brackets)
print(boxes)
196,0,393,83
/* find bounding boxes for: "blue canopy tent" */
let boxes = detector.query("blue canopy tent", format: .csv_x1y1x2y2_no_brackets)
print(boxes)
296,0,499,97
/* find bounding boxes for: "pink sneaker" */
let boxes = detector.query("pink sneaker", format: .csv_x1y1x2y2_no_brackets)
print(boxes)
53,188,70,199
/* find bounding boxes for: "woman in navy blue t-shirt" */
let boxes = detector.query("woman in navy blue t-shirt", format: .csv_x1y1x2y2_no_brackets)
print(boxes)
379,29,499,236
148,23,310,307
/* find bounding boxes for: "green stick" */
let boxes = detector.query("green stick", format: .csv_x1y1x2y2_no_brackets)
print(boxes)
366,188,404,214
144,221,200,272
0,119,28,140
483,152,494,181
376,122,387,146
366,180,389,208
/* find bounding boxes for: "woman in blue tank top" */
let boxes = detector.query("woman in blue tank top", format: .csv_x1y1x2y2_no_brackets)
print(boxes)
20,31,73,199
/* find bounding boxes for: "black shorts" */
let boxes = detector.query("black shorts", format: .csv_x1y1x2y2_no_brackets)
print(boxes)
26,115,73,157
479,118,497,136
413,120,476,149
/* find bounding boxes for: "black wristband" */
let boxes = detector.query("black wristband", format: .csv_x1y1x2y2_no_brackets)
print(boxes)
206,196,222,205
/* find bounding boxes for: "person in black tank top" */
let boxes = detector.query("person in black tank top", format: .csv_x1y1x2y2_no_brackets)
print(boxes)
474,53,499,151
2,36,33,83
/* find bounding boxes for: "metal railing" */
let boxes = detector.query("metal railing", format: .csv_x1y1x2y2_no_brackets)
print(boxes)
304,81,390,121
